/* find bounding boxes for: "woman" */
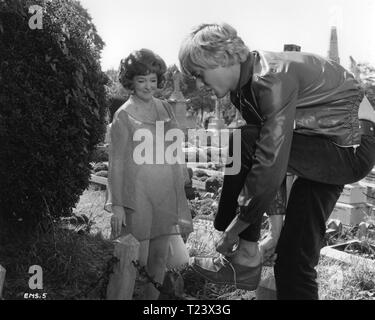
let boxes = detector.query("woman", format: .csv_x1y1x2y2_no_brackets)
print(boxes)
106,49,193,300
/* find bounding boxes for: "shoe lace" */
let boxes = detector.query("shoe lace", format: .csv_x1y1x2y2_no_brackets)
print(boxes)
219,255,238,288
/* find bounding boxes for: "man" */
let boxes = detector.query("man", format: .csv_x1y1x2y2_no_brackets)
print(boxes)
179,22,375,299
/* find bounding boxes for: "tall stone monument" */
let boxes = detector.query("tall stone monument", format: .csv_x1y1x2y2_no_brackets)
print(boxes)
205,96,227,148
207,96,226,130
328,26,340,64
168,69,188,130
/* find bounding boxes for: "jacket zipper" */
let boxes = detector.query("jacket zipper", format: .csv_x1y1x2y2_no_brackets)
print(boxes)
239,93,265,125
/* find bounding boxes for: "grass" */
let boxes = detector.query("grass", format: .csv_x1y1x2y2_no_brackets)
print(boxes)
0,185,114,300
183,197,375,300
0,227,114,300
70,186,112,239
2,185,374,300
317,256,375,300
183,216,375,300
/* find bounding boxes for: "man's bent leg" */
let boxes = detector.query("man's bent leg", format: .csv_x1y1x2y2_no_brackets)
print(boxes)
274,178,343,300
191,125,263,288
214,124,260,241
288,132,375,185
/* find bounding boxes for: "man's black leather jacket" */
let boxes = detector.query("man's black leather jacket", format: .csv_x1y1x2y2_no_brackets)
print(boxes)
230,51,364,223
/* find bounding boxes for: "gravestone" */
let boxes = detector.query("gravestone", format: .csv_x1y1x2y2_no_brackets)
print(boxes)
106,234,140,300
0,265,5,299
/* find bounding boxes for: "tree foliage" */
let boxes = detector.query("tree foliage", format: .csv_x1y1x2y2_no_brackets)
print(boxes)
105,68,128,98
104,68,129,122
0,0,108,236
357,62,375,107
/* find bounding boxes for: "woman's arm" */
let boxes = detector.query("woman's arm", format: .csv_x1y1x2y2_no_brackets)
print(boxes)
107,109,130,238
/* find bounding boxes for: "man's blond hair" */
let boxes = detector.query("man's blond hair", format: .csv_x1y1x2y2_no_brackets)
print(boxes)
179,22,249,76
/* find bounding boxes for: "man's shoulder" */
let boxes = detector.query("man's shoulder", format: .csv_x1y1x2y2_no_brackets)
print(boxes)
252,50,329,86
260,50,329,72
261,50,327,63
246,52,301,99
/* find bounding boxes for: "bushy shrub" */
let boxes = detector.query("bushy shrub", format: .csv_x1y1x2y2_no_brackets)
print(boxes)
91,146,109,162
0,0,108,237
107,94,127,123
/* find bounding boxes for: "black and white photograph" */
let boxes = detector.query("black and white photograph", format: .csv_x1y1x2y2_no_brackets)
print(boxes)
1,0,375,304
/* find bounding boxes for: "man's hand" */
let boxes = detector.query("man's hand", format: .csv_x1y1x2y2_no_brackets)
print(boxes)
216,231,239,256
259,235,278,266
111,205,126,239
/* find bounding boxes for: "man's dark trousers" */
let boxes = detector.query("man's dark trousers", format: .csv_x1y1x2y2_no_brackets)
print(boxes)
215,123,375,300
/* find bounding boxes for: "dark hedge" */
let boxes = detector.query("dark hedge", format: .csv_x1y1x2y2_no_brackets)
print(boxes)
107,94,127,123
0,0,108,237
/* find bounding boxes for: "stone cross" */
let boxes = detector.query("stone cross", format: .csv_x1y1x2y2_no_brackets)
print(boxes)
208,95,225,130
168,69,188,129
172,70,182,93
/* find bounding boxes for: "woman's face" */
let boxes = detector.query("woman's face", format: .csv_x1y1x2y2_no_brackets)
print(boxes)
132,73,158,102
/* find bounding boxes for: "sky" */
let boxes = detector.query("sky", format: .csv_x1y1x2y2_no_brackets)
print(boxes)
79,0,375,72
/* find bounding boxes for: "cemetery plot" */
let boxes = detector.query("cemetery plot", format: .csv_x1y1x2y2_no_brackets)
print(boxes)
321,240,375,269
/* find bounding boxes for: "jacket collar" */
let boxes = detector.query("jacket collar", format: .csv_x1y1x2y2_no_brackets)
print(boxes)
233,51,258,93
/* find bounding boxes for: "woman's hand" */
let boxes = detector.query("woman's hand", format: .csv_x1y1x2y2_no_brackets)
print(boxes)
216,231,239,256
111,205,126,239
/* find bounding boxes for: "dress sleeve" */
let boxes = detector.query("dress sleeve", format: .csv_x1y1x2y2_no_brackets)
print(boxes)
105,109,133,212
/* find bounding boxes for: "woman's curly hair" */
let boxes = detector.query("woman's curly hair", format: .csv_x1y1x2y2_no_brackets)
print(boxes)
119,49,167,90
